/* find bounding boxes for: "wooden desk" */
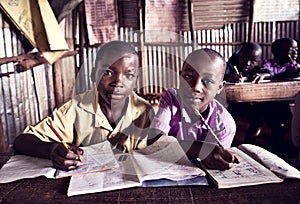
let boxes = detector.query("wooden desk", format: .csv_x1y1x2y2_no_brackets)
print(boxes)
225,80,300,102
1,156,300,203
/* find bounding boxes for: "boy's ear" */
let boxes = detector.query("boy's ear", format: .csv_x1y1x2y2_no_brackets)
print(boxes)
91,68,96,82
217,81,225,94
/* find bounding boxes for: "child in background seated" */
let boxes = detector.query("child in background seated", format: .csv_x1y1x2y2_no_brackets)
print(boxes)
225,42,273,83
259,38,298,156
14,40,155,170
149,48,238,170
292,91,300,169
225,42,272,145
263,38,300,79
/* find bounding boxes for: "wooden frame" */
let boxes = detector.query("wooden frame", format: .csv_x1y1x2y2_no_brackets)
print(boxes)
225,80,300,102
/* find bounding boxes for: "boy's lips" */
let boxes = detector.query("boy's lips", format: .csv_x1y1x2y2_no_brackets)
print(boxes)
185,95,204,102
106,91,125,100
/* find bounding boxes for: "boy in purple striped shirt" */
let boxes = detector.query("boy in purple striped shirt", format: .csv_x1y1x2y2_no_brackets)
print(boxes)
149,48,237,170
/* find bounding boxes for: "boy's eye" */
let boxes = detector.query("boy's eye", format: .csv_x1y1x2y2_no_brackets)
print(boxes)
126,73,135,79
183,74,193,80
202,78,214,86
103,70,113,76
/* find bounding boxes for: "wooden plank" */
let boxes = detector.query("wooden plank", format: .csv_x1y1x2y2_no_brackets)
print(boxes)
0,116,5,153
225,81,300,102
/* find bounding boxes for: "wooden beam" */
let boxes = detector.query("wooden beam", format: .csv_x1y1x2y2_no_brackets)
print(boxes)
0,50,78,72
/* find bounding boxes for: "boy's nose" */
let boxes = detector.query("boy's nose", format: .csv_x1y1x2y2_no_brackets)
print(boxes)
193,78,204,93
112,74,124,87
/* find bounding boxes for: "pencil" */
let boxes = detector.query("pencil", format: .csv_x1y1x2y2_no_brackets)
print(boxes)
194,109,224,149
46,120,70,150
288,54,295,64
233,66,240,75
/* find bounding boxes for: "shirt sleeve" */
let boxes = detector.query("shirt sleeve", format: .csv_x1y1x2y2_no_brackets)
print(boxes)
22,100,76,143
263,59,300,78
215,103,236,148
150,90,174,135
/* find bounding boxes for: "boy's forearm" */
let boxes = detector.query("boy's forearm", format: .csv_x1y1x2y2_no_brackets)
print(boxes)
178,140,216,160
14,133,56,159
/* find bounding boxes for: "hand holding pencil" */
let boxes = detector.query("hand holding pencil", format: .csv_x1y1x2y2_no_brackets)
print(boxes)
46,120,84,171
194,109,239,168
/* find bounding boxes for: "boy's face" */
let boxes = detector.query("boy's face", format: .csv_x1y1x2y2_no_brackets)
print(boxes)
94,51,139,106
288,41,298,61
238,48,261,74
276,40,298,63
179,52,225,113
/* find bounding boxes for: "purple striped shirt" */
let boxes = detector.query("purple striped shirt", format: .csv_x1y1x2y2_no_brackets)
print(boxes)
151,88,236,148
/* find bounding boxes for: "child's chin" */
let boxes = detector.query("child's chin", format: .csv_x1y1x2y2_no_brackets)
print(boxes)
183,99,203,110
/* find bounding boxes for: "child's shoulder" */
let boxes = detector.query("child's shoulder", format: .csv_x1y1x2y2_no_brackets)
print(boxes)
159,88,181,103
212,99,232,116
161,88,179,97
131,91,154,111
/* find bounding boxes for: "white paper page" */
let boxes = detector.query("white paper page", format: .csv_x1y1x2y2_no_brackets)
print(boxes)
238,144,300,179
56,141,119,178
0,141,119,183
0,155,56,183
68,153,140,197
205,147,283,189
132,136,205,181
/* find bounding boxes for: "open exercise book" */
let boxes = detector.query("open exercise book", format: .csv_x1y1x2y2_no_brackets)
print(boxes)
202,144,300,189
0,141,119,183
67,136,206,196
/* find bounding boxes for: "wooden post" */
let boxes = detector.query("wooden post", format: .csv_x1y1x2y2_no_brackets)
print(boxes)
52,62,63,107
188,0,195,48
0,116,6,153
248,0,255,42
138,0,146,95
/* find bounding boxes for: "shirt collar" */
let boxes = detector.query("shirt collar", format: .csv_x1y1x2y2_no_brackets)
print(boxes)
181,101,213,128
77,89,133,130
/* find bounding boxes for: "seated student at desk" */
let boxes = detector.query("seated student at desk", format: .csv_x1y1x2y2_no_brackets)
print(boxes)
263,38,300,79
149,48,238,170
14,40,155,171
224,42,273,83
260,38,299,155
224,42,273,144
14,41,238,171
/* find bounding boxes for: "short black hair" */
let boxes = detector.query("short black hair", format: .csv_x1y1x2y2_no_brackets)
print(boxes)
91,41,138,82
95,40,138,64
184,48,226,69
240,42,261,51
183,48,226,78
271,38,296,56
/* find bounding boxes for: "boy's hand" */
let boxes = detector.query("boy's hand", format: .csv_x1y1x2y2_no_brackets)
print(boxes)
227,73,244,83
50,143,84,171
201,145,239,170
251,73,271,83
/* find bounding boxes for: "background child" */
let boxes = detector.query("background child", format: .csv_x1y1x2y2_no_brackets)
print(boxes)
259,38,299,156
263,38,300,79
225,42,272,145
225,42,273,83
149,48,238,170
13,40,155,170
